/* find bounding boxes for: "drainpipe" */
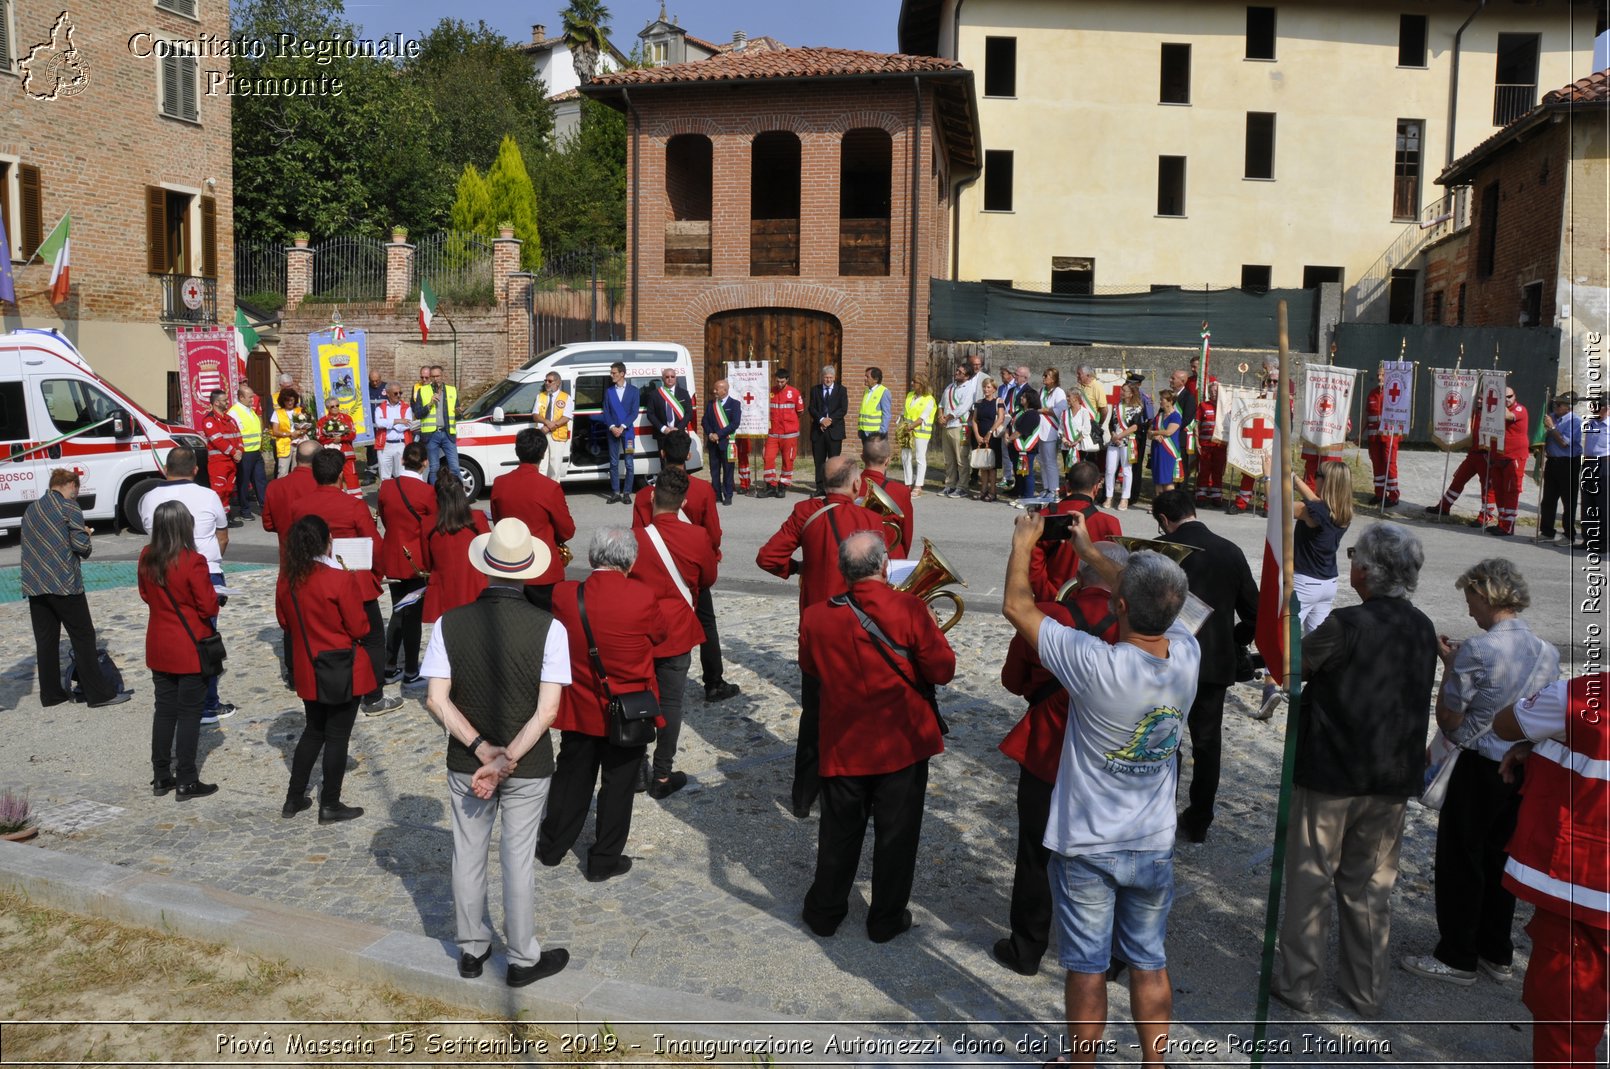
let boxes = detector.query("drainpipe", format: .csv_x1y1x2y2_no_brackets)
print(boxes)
908,77,923,384
1447,0,1488,168
625,88,641,340
948,0,972,281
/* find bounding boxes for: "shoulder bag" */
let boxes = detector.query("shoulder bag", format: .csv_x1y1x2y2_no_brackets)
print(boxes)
828,590,949,736
577,586,658,748
160,581,227,678
1420,723,1493,810
289,580,356,705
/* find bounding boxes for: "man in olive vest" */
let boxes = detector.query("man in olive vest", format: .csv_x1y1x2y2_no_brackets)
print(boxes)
415,365,460,485
228,384,267,521
858,367,892,444
422,517,572,987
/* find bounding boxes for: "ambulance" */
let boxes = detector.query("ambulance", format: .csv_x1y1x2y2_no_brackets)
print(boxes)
455,340,701,498
0,329,201,533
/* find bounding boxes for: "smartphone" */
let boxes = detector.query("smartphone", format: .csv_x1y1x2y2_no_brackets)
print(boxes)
1039,513,1074,542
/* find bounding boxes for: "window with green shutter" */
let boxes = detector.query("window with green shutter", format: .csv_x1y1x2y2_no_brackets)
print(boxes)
155,0,199,18
159,51,199,122
0,0,13,74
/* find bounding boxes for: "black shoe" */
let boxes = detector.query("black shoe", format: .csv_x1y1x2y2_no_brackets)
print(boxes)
227,517,244,528
704,681,740,703
585,856,633,883
633,756,651,794
174,781,218,800
605,493,620,504
992,937,1040,976
87,691,133,709
802,909,840,938
151,777,177,797
383,665,404,685
868,909,914,944
1179,815,1210,843
506,948,569,987
648,771,688,799
458,947,492,979
318,802,364,824
282,796,313,818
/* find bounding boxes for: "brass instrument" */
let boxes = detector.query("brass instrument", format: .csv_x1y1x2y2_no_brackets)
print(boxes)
895,537,967,633
558,542,574,566
861,479,907,553
402,545,430,579
1110,536,1198,565
893,416,918,453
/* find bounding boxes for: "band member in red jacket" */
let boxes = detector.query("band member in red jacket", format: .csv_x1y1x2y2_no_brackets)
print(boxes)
799,530,956,944
378,442,437,685
539,526,670,883
263,440,319,687
490,429,576,612
995,544,1127,976
423,478,491,624
1028,461,1122,602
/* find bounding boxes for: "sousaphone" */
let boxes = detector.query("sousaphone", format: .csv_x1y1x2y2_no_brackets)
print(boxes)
861,479,907,554
896,537,967,633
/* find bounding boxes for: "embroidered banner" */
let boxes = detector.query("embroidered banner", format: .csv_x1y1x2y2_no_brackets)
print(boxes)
1476,369,1509,449
176,326,238,432
725,361,771,437
1225,391,1277,478
1300,364,1359,450
310,328,373,446
1430,368,1479,450
1380,360,1414,435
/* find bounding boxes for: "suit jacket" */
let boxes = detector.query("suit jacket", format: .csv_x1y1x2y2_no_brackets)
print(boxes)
139,549,221,676
550,570,669,737
422,513,491,623
647,383,694,433
705,395,742,449
603,383,641,443
1029,495,1123,602
490,464,576,586
756,494,889,612
861,469,914,556
377,474,438,581
288,483,384,601
631,514,717,657
632,473,722,557
1160,518,1258,687
807,383,849,442
276,562,379,703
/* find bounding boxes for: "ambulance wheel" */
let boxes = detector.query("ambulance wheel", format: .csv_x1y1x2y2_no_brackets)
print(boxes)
120,477,165,534
457,459,484,500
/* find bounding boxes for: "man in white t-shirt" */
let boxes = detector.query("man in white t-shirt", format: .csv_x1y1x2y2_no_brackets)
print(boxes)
139,445,236,724
1004,510,1199,1067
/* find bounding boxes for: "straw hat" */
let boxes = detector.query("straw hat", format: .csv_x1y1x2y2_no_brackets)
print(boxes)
468,517,551,581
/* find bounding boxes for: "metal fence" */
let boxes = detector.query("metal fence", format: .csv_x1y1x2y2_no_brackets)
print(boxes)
308,236,387,303
413,231,495,307
234,239,286,310
527,247,626,356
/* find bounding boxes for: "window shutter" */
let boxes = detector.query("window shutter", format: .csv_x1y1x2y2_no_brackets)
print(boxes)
160,55,179,118
18,164,42,260
0,0,13,73
200,196,217,277
146,186,168,274
180,54,198,121
156,0,198,16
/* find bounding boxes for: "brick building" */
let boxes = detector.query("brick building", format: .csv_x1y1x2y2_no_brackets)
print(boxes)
580,48,980,400
1420,71,1608,389
1,0,233,414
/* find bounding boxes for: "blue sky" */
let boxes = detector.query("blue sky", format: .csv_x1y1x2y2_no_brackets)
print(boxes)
347,0,904,54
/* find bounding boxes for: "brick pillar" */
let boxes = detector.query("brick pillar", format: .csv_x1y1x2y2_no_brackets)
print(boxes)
493,228,521,308
286,237,312,313
385,235,414,305
505,273,533,374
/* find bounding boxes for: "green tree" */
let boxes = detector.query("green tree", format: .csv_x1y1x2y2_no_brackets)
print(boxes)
449,165,494,235
410,20,555,174
486,137,543,271
561,0,611,84
532,95,626,259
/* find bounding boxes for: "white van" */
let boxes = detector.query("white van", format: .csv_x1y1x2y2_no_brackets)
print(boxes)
456,340,701,498
0,329,200,533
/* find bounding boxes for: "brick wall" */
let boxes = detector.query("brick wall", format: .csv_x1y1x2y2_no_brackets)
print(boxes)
277,303,511,400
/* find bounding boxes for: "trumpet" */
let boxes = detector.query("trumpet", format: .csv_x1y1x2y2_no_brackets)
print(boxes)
861,479,907,555
896,537,967,633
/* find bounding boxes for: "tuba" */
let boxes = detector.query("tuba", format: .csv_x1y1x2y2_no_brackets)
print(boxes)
557,542,574,566
896,537,967,633
861,479,907,555
1109,536,1197,565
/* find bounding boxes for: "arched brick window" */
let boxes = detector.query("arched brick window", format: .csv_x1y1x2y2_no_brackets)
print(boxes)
839,127,891,276
665,134,713,276
750,131,800,276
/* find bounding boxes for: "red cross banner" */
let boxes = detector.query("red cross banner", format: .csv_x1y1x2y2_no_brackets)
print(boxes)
1381,359,1413,435
1094,369,1127,412
1225,390,1277,478
1430,368,1479,449
1210,384,1251,443
725,360,770,436
1476,369,1509,449
1300,364,1358,450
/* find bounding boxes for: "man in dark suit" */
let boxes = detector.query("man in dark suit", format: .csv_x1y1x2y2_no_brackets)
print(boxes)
704,379,743,506
646,367,694,441
1153,489,1258,842
808,365,848,496
602,362,641,504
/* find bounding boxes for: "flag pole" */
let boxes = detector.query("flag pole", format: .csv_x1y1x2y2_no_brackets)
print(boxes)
1481,345,1501,530
1251,300,1302,1065
1436,347,1465,524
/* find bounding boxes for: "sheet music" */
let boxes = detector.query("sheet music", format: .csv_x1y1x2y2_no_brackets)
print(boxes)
332,537,373,571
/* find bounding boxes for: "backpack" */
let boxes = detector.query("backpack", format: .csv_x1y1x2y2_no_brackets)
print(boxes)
62,646,124,702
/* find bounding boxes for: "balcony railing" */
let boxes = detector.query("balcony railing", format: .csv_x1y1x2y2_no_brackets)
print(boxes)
1493,83,1537,126
156,273,217,324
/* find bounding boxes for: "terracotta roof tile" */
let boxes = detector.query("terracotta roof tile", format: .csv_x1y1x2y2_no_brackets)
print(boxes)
586,46,964,87
1543,70,1610,105
1441,71,1609,184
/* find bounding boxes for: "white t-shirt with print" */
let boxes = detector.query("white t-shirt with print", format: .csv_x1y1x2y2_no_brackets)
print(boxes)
1038,617,1201,856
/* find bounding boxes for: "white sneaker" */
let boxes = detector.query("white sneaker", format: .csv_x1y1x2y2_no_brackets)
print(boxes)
1401,954,1476,986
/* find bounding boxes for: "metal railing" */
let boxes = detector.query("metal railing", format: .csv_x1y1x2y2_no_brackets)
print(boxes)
308,236,387,303
413,231,495,306
233,239,285,311
1349,188,1471,323
1493,83,1537,126
527,247,626,355
155,274,217,324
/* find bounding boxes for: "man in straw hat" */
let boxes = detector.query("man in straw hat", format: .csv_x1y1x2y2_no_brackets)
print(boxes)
422,517,572,987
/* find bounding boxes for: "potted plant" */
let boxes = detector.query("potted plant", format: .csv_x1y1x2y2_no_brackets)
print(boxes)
292,231,310,248
391,226,409,243
0,788,37,843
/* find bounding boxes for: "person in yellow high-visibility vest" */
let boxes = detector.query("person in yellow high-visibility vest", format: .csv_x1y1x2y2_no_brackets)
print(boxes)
414,365,460,485
228,384,268,520
857,367,891,444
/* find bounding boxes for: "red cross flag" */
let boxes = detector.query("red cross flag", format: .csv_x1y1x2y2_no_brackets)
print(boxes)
1476,369,1509,448
1300,364,1358,450
725,359,771,436
1381,360,1413,435
1225,391,1277,478
1430,368,1479,449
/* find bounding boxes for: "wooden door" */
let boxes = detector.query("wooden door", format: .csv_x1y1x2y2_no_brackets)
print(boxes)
702,308,842,401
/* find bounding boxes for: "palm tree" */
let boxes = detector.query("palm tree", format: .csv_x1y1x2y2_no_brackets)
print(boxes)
562,0,611,85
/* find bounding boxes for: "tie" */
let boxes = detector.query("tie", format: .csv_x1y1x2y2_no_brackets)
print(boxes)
547,395,555,421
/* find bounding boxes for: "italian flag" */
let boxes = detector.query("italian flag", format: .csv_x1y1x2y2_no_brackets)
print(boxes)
36,214,70,304
234,306,260,365
419,277,438,343
1254,373,1291,685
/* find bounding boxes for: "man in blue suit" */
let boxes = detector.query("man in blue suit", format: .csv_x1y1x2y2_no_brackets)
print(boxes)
704,379,743,505
603,361,641,504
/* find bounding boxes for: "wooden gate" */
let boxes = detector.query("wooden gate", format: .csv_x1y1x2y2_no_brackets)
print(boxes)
702,308,842,400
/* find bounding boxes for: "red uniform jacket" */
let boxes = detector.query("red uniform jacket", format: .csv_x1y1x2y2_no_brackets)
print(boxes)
138,549,221,675
377,475,438,581
633,474,722,558
998,592,1119,783
756,494,891,612
263,467,315,566
769,385,805,436
490,464,576,586
1504,402,1530,463
550,571,670,737
422,513,491,623
862,469,914,555
800,580,956,777
200,410,242,462
289,484,384,601
631,514,717,658
1028,496,1123,602
276,563,378,703
1363,388,1398,443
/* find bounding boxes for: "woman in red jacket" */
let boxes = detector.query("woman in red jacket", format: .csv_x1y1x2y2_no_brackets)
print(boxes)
138,500,221,800
422,477,489,623
379,442,437,683
276,514,376,824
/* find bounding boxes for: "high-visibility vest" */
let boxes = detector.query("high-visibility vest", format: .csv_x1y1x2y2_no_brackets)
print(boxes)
229,403,262,452
902,393,936,442
858,384,888,435
418,384,458,434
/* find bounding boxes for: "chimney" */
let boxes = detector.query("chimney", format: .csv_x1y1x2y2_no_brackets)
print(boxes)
732,29,747,50
531,24,546,44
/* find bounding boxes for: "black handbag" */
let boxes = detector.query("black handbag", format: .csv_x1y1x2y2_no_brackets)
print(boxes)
577,586,658,749
161,581,227,678
290,583,357,705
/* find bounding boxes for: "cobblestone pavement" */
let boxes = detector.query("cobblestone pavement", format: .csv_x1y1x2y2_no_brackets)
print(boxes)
0,447,1595,1063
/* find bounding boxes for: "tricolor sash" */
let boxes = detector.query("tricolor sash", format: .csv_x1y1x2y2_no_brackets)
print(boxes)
662,386,687,425
712,399,735,461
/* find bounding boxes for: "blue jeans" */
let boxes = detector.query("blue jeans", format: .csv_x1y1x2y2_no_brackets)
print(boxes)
426,431,460,484
1036,438,1061,499
234,452,268,516
204,571,226,711
1050,848,1175,973
608,433,635,494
